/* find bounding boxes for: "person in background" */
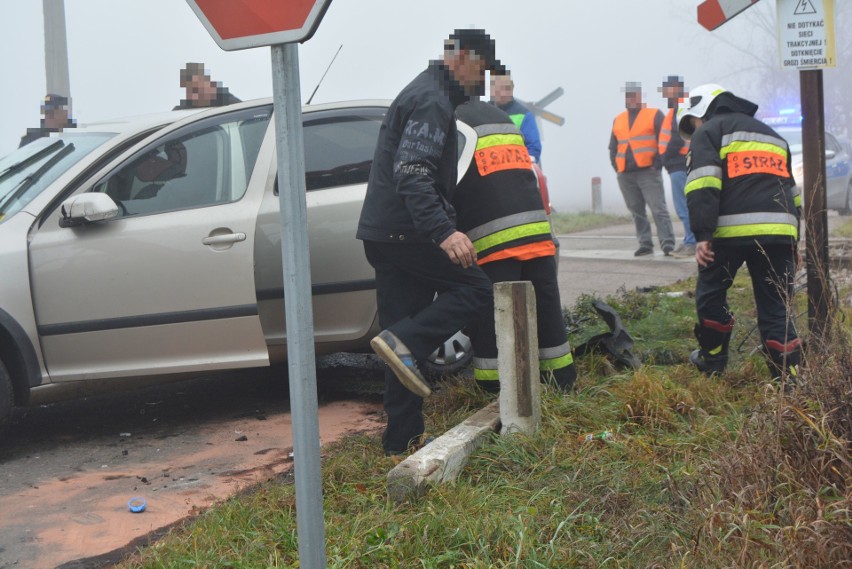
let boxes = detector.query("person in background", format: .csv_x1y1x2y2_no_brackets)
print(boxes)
659,75,696,258
174,62,241,110
18,94,75,148
356,29,502,456
609,82,675,257
454,100,575,393
490,72,542,163
678,84,801,383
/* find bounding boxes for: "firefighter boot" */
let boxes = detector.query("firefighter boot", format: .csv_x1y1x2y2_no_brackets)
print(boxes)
690,319,734,376
764,338,802,387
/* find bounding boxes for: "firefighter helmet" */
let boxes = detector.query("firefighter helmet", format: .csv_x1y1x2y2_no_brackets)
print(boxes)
677,83,727,139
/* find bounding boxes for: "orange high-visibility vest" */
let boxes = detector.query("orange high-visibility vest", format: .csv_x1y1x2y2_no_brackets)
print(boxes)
613,108,659,172
658,108,690,157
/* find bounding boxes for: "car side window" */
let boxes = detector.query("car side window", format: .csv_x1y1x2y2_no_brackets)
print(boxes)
92,106,271,217
301,111,384,192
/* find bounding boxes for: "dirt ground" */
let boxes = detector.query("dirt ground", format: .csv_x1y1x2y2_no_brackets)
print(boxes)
0,363,385,569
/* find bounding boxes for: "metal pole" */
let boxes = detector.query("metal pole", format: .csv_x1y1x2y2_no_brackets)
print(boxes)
43,0,71,100
271,42,327,568
799,69,831,346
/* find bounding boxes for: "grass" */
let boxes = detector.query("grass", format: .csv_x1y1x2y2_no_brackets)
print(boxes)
549,211,630,234
116,275,852,568
832,217,852,238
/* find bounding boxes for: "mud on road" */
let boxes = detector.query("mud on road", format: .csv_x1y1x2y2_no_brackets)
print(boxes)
0,358,385,569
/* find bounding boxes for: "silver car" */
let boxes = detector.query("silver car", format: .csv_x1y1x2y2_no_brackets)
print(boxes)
0,99,481,430
777,126,852,215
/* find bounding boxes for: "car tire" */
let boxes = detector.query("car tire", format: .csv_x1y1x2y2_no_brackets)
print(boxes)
842,182,852,216
0,359,12,434
423,330,473,380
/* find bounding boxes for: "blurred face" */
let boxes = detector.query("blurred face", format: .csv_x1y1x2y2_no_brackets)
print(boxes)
185,74,218,107
625,91,643,110
43,107,69,130
662,84,685,109
448,50,488,96
490,75,514,105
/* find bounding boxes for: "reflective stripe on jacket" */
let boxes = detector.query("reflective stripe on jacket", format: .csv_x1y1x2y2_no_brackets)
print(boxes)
612,108,660,172
685,111,800,244
454,101,555,266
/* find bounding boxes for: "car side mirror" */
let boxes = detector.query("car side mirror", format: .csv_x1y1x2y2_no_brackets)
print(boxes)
59,193,120,228
825,149,837,160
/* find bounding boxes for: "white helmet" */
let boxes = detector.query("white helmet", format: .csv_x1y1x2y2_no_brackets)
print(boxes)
677,83,727,139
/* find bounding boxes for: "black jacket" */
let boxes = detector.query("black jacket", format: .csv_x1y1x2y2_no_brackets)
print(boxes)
661,108,688,173
357,62,468,244
453,101,552,263
685,93,799,245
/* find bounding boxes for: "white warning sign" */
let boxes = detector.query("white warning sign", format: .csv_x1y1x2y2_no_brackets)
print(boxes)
777,0,836,69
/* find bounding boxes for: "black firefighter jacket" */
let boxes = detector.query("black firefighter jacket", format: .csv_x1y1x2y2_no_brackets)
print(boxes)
685,99,800,247
357,62,469,245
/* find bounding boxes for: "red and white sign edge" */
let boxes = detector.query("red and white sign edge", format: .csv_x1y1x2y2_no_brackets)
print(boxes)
184,0,333,51
698,0,761,30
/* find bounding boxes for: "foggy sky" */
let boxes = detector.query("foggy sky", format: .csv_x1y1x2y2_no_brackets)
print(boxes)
0,0,835,212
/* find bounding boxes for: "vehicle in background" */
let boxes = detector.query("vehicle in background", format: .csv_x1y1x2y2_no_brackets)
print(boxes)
776,126,852,215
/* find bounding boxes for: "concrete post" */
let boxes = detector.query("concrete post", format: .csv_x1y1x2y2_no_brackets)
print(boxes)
495,281,540,435
591,177,602,214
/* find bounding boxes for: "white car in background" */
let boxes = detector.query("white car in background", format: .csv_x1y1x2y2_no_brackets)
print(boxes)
0,99,492,431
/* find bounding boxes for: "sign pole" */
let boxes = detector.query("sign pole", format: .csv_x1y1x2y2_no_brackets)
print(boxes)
799,68,831,346
271,42,327,568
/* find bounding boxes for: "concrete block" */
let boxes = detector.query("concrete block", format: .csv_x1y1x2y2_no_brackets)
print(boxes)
386,402,500,503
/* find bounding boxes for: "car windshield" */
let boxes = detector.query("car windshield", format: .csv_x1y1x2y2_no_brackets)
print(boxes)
0,132,114,223
778,130,803,154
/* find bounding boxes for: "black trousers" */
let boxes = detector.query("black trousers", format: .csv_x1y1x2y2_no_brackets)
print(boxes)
696,242,798,349
363,240,492,453
471,256,575,390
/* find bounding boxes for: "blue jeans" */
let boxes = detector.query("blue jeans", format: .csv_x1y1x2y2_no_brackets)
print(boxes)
668,169,695,245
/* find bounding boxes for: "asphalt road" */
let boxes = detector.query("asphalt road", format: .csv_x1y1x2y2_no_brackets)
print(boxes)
556,221,698,306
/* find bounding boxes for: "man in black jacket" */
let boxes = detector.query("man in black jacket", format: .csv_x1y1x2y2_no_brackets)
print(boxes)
357,29,502,455
677,84,801,383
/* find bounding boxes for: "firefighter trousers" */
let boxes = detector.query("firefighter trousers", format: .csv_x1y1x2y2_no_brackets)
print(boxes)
696,242,798,355
471,255,576,391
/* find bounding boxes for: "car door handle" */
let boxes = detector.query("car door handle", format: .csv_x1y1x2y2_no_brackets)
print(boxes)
202,232,246,246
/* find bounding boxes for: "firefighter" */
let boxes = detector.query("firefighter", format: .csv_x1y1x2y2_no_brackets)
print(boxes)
677,84,802,382
454,100,576,392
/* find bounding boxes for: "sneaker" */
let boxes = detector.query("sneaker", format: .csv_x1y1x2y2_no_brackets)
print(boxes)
370,330,432,397
672,243,696,258
663,245,674,256
634,246,653,257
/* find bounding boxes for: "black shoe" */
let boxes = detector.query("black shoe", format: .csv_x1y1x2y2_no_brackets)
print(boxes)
634,246,653,257
690,349,727,376
663,245,674,256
